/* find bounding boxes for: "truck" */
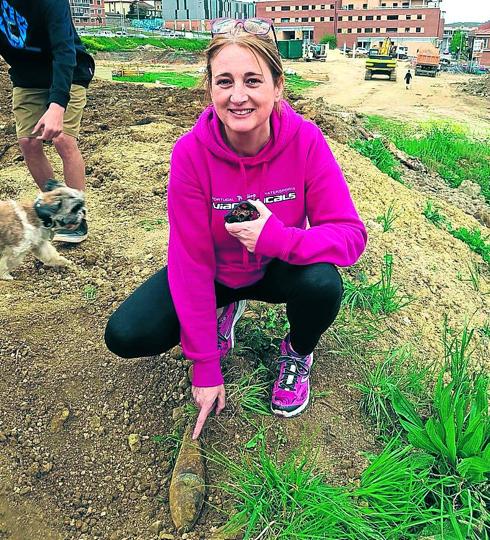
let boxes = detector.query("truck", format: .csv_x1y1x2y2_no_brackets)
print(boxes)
415,45,440,77
365,38,397,81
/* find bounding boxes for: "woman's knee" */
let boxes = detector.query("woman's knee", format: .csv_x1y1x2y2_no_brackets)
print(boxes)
104,315,136,358
299,264,343,304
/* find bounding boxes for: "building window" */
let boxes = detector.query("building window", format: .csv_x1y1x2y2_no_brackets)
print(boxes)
402,2,409,6
376,15,381,20
330,4,335,8
330,16,334,20
376,28,381,32
381,2,386,6
406,14,411,19
416,27,422,32
393,2,398,6
417,14,423,19
405,27,410,32
347,28,352,33
281,6,290,10
366,15,373,20
348,15,353,21
363,3,368,8
387,15,399,20
321,4,325,8
302,17,308,21
281,18,290,22
387,27,397,32
337,28,342,32
302,5,309,9
365,28,373,33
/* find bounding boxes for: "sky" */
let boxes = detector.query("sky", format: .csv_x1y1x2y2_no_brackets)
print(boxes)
440,0,489,24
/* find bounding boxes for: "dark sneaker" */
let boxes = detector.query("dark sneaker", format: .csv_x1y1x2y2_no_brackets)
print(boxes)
217,300,246,358
271,335,313,418
53,218,88,243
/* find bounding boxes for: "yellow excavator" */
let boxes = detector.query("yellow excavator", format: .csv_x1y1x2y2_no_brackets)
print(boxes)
365,37,397,81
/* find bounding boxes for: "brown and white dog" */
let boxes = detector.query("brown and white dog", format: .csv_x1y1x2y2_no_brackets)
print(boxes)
0,179,85,280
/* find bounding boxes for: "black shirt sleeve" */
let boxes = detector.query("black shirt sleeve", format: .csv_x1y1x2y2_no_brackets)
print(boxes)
42,0,77,108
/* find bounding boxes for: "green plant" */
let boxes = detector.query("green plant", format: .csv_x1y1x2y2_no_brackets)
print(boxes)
342,254,411,315
319,33,337,48
365,116,490,203
460,261,487,293
355,347,430,434
227,364,273,416
355,438,443,538
422,202,490,265
212,442,378,540
350,138,403,182
235,303,289,359
81,36,209,53
375,201,399,232
422,200,449,229
451,227,490,264
284,73,320,93
391,322,490,538
113,71,199,87
82,284,97,302
138,218,165,231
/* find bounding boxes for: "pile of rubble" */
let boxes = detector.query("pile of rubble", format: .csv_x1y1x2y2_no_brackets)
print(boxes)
459,74,490,98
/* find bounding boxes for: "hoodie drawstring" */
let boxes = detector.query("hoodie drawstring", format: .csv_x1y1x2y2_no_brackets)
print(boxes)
239,161,249,266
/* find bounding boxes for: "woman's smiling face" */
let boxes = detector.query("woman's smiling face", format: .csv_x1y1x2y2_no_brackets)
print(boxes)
210,44,283,152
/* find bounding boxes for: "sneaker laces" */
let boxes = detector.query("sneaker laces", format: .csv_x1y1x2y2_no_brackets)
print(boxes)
277,355,310,391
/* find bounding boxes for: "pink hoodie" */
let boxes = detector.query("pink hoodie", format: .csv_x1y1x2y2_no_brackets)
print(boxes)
168,101,367,387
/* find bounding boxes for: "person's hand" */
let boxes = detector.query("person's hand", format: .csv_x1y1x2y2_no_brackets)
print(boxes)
191,384,225,439
32,103,65,141
225,200,271,253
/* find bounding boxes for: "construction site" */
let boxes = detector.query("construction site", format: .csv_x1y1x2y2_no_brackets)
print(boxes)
1,34,490,540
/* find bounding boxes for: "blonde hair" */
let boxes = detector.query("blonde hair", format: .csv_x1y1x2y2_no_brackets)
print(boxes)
203,32,284,113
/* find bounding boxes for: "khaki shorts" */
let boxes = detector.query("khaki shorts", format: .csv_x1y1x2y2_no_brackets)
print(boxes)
12,84,87,139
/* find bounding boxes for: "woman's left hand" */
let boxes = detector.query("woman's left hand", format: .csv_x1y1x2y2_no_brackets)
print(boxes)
225,200,271,253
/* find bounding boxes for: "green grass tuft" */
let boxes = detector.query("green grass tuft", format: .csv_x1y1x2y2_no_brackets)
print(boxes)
365,116,490,203
350,138,403,182
81,35,208,52
284,73,320,93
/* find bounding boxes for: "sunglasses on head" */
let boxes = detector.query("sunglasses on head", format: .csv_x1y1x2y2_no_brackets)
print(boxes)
210,17,278,47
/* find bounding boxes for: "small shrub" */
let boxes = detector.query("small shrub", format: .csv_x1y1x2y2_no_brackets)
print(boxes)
391,321,490,538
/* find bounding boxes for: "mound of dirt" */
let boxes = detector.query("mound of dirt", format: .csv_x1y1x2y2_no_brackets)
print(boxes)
0,58,489,540
459,74,490,98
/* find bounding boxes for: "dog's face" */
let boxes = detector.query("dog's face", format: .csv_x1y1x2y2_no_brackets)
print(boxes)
34,180,85,230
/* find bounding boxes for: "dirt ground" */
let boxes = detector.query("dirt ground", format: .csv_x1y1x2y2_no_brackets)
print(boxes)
0,49,489,540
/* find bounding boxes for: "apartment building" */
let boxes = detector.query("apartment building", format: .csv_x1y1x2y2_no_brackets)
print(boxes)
162,0,255,32
105,0,162,17
256,0,444,55
69,0,106,26
470,21,490,67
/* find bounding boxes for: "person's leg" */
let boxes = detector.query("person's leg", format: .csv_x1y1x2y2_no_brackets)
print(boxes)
52,133,85,191
242,260,343,355
105,266,246,359
17,138,55,190
105,267,181,358
235,260,343,417
53,85,87,191
12,87,55,190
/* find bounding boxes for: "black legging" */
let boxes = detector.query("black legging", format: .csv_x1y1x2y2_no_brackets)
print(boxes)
105,260,343,359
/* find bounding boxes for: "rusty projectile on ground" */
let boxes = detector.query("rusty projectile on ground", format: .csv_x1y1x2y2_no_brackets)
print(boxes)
169,425,206,533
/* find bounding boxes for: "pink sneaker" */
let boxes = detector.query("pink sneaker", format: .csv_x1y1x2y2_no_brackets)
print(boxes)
271,336,313,418
217,301,246,358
